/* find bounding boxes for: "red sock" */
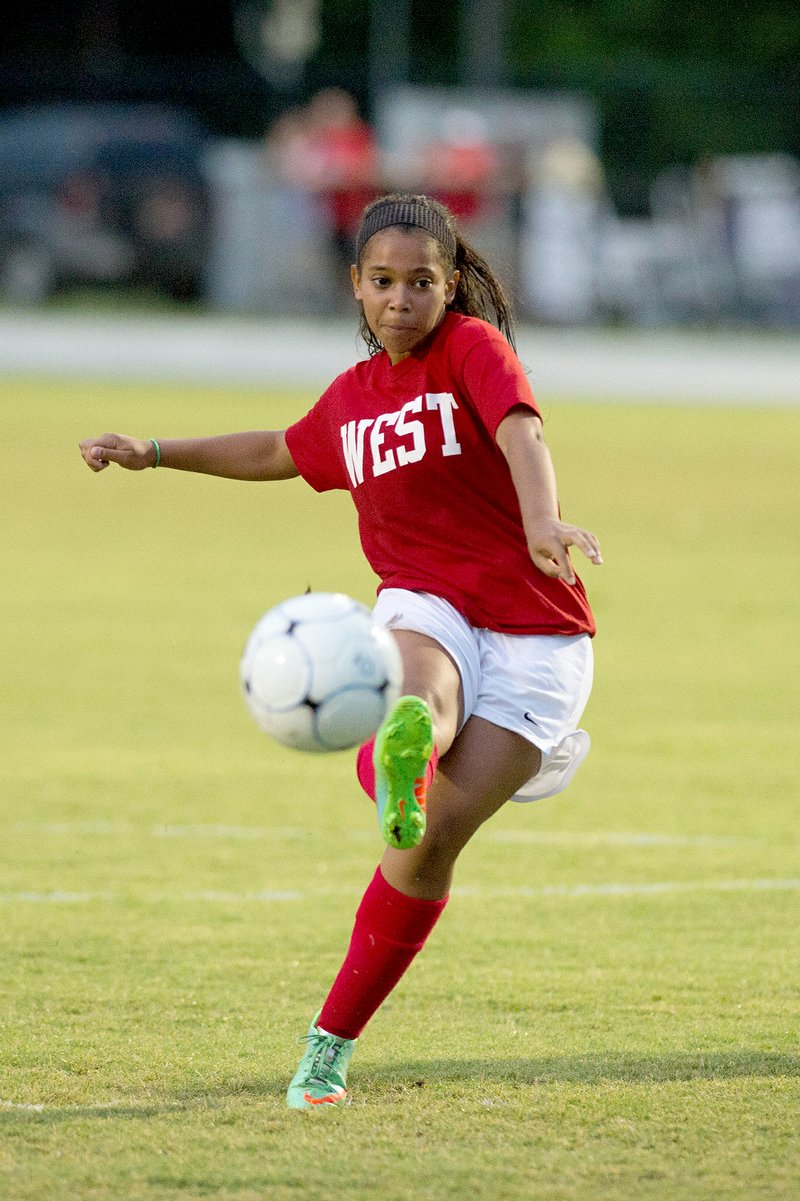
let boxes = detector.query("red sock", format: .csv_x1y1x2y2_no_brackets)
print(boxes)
318,866,448,1040
356,738,439,802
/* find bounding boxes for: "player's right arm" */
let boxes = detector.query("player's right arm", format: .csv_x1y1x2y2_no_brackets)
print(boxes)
78,431,300,481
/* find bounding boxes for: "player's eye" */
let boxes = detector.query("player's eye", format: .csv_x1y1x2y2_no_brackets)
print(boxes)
371,275,390,287
414,278,433,289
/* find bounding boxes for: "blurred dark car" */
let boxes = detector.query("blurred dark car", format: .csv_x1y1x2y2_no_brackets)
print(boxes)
0,104,211,303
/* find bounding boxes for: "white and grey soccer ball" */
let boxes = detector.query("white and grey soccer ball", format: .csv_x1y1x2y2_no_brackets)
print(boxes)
240,592,403,753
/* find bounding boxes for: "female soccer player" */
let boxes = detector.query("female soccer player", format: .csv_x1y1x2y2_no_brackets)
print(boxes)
80,193,602,1109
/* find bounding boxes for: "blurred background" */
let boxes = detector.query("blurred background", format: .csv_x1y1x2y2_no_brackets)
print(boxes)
1,0,799,328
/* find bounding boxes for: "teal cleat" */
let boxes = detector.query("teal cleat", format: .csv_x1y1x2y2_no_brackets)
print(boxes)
373,696,434,850
286,1013,357,1109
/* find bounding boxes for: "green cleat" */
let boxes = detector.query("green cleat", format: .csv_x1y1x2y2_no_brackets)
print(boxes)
286,1013,357,1109
373,695,434,850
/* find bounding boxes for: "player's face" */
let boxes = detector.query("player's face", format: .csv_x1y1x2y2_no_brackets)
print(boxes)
351,228,459,364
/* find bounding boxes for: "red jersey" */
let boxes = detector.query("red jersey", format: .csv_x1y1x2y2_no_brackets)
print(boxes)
285,312,595,636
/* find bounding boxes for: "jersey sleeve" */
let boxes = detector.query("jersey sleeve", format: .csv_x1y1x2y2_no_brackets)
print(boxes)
458,324,541,438
284,386,348,493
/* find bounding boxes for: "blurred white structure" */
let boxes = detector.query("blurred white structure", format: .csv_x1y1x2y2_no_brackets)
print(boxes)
599,154,800,327
521,137,606,323
715,155,800,321
203,139,334,313
375,85,599,164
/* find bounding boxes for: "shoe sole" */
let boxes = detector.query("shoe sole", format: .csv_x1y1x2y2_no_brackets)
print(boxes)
374,696,434,850
286,1085,349,1109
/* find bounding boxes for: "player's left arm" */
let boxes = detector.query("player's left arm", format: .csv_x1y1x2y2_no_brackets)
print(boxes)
496,406,602,585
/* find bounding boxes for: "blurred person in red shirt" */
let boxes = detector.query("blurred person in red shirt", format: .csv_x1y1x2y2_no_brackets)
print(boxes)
424,109,499,222
273,88,378,275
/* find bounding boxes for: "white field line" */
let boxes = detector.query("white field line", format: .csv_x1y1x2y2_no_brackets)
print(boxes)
0,891,108,903
1,879,798,905
8,821,764,849
453,878,800,899
488,830,762,849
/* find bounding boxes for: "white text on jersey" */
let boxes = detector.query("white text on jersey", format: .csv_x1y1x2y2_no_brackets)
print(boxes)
340,393,462,487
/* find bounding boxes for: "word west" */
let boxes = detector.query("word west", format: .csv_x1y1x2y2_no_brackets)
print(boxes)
341,393,462,487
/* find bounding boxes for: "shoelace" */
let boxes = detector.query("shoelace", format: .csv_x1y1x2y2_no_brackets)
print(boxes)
299,1032,347,1086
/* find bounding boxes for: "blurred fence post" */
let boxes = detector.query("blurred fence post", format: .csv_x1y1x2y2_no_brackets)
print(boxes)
461,0,507,87
368,0,411,99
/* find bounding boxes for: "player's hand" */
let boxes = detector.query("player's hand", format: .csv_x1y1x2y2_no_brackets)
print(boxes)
526,518,603,585
79,434,157,472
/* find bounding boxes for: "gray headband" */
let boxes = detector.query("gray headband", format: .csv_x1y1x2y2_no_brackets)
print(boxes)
355,197,457,262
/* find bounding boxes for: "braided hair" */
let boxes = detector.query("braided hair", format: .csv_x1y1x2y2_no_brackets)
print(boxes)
354,193,516,355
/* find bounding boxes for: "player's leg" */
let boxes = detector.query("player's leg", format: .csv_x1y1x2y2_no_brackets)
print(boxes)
288,630,463,1108
288,626,592,1106
287,718,540,1108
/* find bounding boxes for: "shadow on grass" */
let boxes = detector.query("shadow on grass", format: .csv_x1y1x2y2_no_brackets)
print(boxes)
204,1048,800,1100
364,1049,800,1088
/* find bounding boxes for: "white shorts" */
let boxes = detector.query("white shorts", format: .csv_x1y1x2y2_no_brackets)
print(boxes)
373,589,593,804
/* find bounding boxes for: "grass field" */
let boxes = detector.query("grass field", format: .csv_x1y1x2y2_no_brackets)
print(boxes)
2,374,799,1200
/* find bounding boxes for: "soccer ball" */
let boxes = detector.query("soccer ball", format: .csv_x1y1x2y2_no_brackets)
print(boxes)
240,592,403,753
